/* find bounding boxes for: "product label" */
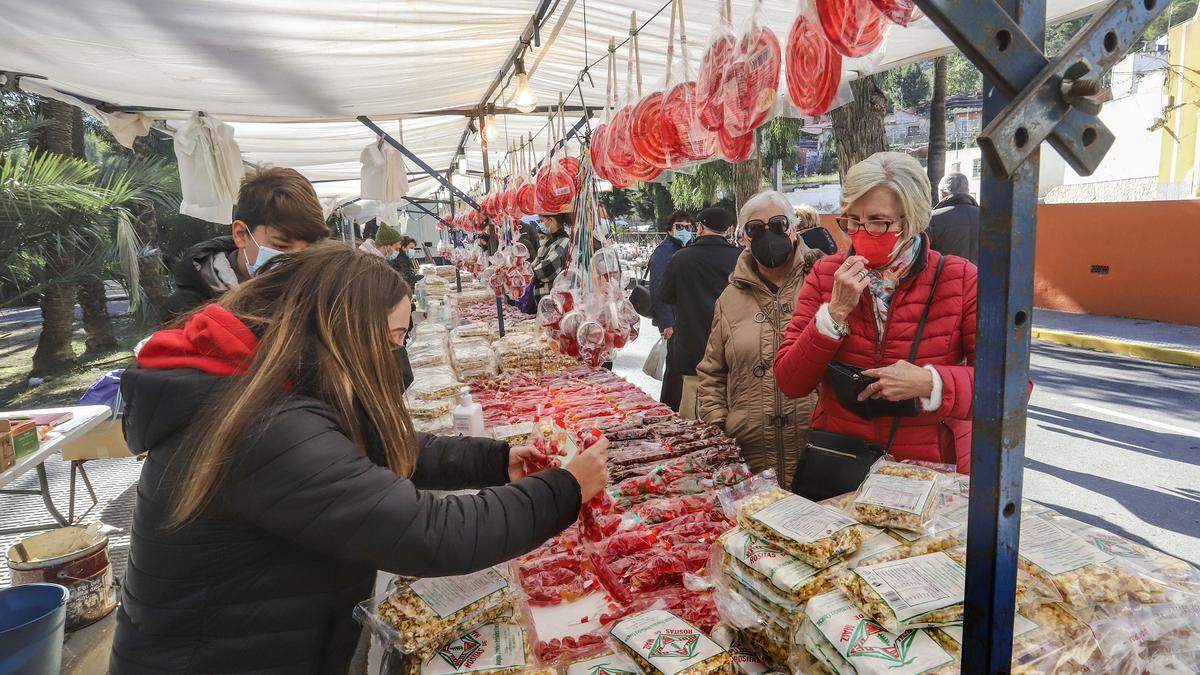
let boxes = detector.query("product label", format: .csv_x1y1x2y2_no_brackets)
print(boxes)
421,624,527,675
725,558,801,614
411,567,508,619
722,529,823,593
854,473,935,515
565,651,646,675
940,613,1039,644
851,552,965,623
611,610,724,675
1019,515,1113,576
1054,517,1166,575
750,495,857,545
805,591,955,675
845,532,904,567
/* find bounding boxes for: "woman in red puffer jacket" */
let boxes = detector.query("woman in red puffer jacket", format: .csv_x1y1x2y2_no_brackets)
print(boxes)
774,152,977,474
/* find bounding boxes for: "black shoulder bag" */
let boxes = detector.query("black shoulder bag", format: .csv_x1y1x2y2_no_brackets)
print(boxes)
627,262,655,318
790,256,945,501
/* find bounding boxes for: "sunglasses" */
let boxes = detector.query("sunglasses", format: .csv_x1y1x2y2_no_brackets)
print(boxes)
743,215,790,239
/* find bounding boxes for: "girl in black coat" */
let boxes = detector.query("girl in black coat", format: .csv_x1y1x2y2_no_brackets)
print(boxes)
110,243,609,674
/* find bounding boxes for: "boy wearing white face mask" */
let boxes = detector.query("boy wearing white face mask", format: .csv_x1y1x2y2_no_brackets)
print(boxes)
163,167,330,323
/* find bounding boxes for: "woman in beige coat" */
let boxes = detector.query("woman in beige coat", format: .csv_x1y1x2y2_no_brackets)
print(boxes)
697,192,822,487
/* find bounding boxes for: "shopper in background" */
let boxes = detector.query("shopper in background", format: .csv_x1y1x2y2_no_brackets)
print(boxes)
697,192,821,488
111,243,609,674
531,212,572,301
394,236,424,290
358,221,404,259
648,210,694,372
928,172,980,264
656,207,740,414
775,152,979,476
163,167,329,322
793,204,821,232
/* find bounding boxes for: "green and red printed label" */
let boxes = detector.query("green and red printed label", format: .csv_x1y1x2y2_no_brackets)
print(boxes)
1019,515,1113,576
722,529,824,593
565,651,645,675
421,624,527,675
611,610,724,675
805,591,955,675
749,495,858,545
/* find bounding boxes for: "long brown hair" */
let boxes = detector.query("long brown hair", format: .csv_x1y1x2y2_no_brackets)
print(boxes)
170,241,418,526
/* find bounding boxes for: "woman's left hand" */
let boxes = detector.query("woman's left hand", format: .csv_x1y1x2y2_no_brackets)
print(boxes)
508,445,560,481
859,361,934,401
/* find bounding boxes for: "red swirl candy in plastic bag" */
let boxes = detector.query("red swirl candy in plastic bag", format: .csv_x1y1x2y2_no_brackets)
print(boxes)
517,179,538,216
631,91,676,169
608,106,661,182
871,0,916,26
817,0,888,58
698,23,737,131
718,125,755,163
786,10,844,115
721,22,781,138
591,125,630,188
536,163,574,213
662,81,716,161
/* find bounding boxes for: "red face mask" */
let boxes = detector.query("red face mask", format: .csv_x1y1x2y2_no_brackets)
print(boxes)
851,230,902,268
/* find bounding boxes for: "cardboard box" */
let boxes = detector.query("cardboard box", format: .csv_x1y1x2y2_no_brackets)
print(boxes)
0,419,40,461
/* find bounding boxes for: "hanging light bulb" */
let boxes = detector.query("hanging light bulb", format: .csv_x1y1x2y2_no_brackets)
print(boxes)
484,113,497,141
513,57,538,114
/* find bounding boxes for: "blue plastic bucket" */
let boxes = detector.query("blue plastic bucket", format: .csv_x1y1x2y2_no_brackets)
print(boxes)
0,583,69,675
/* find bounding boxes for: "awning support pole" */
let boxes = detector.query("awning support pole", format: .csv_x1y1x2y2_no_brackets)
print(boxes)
911,0,1167,671
358,115,482,211
402,196,452,229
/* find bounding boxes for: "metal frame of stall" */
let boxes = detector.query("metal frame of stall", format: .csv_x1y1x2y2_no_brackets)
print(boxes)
353,1,1169,669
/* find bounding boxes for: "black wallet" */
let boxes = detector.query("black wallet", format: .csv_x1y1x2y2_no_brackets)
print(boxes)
827,361,919,419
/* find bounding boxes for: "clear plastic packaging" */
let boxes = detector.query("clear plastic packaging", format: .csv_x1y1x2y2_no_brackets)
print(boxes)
608,609,731,675
1017,514,1154,609
785,1,845,116
404,623,553,675
413,412,455,436
835,549,971,633
735,488,867,568
563,650,648,675
849,460,942,534
355,566,518,655
452,322,493,341
718,528,843,604
815,0,890,58
409,398,456,419
720,0,781,138
931,601,1105,675
409,371,466,401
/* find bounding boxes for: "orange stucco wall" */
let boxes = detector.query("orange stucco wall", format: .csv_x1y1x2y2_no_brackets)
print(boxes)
818,201,1200,326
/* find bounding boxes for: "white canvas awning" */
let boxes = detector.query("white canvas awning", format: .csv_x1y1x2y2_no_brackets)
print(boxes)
0,0,1105,200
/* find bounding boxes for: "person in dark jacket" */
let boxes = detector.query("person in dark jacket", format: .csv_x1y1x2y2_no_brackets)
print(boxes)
928,172,980,264
162,167,330,323
394,236,424,290
110,243,610,675
531,213,572,301
648,210,694,340
656,207,740,413
517,219,541,261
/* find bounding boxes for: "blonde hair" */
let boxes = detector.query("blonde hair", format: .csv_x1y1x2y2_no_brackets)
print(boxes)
793,204,820,231
840,152,932,241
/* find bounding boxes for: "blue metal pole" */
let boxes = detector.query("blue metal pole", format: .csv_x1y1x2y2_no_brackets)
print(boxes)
961,1,1043,671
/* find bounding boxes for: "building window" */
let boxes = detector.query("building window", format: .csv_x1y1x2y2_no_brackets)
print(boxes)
951,162,961,173
907,125,921,135
972,158,982,178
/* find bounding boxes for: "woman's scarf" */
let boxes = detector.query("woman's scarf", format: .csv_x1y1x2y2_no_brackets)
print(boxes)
865,236,921,338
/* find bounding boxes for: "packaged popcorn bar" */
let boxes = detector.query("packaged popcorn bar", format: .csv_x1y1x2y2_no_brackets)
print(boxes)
608,610,730,675
490,422,536,447
836,550,968,633
406,623,553,675
1017,514,1154,609
931,601,1103,674
801,590,958,675
849,461,941,534
718,529,842,604
408,398,455,419
452,322,493,341
563,651,646,675
736,489,867,568
356,566,518,655
884,514,966,557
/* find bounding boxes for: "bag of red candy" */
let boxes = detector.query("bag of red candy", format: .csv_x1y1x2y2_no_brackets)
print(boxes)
720,0,781,139
816,0,890,58
786,0,846,116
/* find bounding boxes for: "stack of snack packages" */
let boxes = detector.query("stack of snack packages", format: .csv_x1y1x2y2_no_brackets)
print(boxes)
406,323,462,435
449,322,499,381
710,460,1200,674
493,334,579,377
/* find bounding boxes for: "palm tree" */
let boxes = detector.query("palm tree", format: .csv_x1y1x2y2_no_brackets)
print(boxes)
928,57,949,203
1,102,179,374
829,75,889,181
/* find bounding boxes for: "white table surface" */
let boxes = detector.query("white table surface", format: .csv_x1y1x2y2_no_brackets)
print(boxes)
0,405,112,490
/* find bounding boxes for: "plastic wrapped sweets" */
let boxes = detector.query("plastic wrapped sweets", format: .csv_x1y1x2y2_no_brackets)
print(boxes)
736,488,867,568
718,528,844,605
849,460,942,534
608,610,730,675
404,623,554,675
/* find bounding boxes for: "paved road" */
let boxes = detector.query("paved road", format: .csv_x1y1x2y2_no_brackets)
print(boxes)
615,317,1200,564
0,299,129,327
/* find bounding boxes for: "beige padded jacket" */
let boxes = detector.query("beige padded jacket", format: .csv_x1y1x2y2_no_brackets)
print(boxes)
697,245,821,488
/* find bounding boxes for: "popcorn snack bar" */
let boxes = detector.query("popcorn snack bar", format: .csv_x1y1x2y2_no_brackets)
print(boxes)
360,566,517,655
850,461,941,534
736,489,866,568
609,610,730,675
931,601,1103,675
837,550,968,633
407,623,552,675
719,529,842,604
409,398,455,419
1017,514,1151,609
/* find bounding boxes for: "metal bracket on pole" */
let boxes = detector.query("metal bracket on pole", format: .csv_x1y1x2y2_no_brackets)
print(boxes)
358,115,483,211
911,0,1166,671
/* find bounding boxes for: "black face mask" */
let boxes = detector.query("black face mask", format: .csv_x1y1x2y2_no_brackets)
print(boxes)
750,231,794,269
394,347,415,391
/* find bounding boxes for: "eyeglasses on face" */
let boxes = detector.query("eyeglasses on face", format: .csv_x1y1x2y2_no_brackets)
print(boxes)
743,215,790,239
834,216,903,237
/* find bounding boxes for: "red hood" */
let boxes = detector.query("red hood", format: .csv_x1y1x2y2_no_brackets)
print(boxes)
138,305,258,376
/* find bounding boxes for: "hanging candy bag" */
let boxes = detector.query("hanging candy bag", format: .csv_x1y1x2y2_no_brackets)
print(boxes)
721,0,782,138
816,0,889,58
786,0,845,116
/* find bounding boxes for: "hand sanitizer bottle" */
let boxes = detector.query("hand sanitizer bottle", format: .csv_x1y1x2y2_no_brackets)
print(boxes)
452,388,484,437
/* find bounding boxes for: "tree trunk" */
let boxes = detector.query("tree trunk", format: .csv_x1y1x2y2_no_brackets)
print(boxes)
829,75,889,182
30,98,82,375
129,135,171,322
732,152,763,214
928,56,949,204
78,274,118,354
